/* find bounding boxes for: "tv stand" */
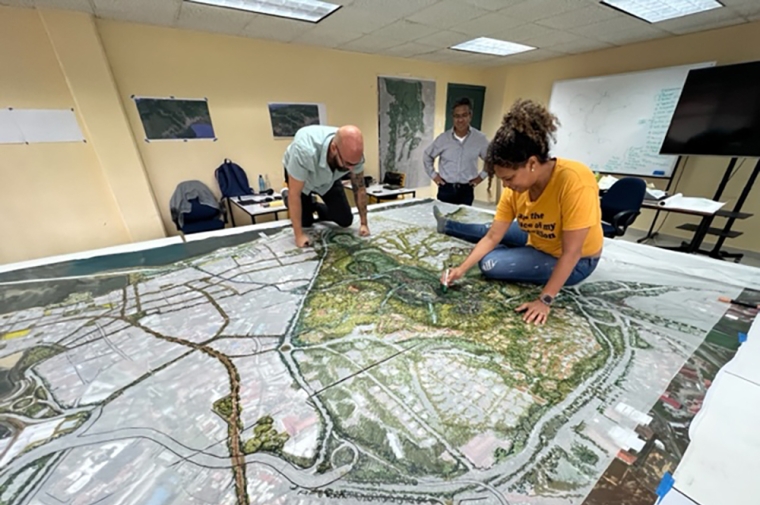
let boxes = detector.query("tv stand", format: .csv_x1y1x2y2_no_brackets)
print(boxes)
675,157,758,262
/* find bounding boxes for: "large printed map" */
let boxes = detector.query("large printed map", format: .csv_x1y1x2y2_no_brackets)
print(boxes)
0,201,756,505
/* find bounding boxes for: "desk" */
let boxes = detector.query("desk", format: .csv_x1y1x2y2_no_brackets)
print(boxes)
227,195,287,225
638,200,751,260
342,181,417,204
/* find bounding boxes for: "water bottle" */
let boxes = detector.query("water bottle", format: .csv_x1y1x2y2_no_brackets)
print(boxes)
258,175,266,193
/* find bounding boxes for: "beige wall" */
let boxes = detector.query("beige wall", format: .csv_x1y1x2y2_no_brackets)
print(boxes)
3,3,760,263
0,7,133,263
96,20,493,233
496,21,760,252
0,5,497,263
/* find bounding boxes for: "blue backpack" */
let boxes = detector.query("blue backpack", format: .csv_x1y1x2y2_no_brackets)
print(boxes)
215,159,253,198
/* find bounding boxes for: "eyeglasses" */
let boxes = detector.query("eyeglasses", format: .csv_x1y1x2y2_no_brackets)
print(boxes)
336,147,364,169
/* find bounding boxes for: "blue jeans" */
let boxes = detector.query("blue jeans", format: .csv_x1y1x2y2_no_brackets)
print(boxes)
443,220,599,286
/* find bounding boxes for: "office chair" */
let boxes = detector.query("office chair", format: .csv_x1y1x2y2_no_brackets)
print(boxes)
170,181,226,235
600,177,646,238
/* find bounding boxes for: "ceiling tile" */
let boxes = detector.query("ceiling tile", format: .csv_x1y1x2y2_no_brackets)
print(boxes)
579,18,670,45
522,29,583,48
367,19,439,43
462,0,523,12
94,0,181,26
338,32,405,53
546,37,612,54
315,4,401,35
382,41,439,58
568,14,643,36
454,12,526,36
34,0,94,12
719,0,759,17
489,22,556,45
454,51,510,67
508,47,564,62
407,0,488,29
536,4,621,30
728,0,760,18
414,29,472,48
413,50,452,62
655,5,746,34
177,1,255,34
415,48,471,63
497,0,588,23
476,57,514,67
349,0,439,19
292,24,364,48
241,14,310,43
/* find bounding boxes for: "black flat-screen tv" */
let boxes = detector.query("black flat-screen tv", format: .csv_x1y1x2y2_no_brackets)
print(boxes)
660,60,760,157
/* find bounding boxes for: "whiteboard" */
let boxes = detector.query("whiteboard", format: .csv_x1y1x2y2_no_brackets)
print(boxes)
548,62,714,178
0,108,85,144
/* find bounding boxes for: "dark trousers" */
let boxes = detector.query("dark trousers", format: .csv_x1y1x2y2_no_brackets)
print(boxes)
284,168,353,228
301,180,353,228
437,183,474,206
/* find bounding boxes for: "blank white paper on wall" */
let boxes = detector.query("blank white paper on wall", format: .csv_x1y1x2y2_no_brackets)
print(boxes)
0,108,85,144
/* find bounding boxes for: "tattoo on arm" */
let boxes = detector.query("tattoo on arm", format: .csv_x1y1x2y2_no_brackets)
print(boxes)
350,172,368,225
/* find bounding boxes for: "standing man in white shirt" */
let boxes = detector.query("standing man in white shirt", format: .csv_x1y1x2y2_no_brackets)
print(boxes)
423,97,490,206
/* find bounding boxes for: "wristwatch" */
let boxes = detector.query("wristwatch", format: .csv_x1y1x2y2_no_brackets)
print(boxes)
539,293,554,306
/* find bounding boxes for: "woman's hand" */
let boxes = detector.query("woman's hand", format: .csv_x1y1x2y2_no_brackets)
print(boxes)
441,266,465,287
516,299,550,325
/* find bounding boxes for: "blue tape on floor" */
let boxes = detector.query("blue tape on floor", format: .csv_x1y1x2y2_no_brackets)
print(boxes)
656,471,674,504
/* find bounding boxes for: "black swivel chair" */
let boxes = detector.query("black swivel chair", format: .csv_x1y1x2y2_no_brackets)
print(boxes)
600,177,647,238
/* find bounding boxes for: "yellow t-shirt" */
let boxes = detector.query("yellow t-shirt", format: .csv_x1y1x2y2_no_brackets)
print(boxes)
494,158,603,258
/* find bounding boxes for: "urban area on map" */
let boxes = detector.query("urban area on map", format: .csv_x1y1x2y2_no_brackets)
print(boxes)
0,201,753,505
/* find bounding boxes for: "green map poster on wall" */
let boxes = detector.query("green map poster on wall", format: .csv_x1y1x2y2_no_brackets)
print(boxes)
268,103,326,138
378,77,435,189
133,97,216,141
445,83,486,131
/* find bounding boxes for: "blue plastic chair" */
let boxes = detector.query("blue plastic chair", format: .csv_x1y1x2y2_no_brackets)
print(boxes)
600,177,646,238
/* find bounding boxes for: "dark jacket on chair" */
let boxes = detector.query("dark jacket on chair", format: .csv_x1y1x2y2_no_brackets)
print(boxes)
170,180,222,229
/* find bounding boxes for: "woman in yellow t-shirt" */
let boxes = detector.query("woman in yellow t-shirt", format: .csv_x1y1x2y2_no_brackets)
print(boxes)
436,99,603,325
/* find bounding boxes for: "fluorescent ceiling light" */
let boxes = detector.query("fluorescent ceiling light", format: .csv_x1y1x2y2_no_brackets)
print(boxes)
450,37,535,57
601,0,723,23
185,0,341,23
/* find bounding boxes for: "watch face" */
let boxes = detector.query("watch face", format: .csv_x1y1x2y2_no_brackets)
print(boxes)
541,294,553,305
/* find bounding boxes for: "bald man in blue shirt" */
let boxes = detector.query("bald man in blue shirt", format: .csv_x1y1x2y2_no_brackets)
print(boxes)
282,125,369,248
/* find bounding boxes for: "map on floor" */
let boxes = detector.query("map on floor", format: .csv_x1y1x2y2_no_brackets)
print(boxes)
0,200,757,505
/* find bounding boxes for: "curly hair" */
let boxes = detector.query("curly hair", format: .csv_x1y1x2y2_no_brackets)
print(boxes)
486,99,560,191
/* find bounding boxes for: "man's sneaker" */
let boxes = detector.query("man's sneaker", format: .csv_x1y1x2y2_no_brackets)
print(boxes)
280,188,289,208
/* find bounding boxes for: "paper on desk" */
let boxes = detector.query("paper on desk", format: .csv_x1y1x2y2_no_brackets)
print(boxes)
646,188,668,200
597,175,619,191
657,193,725,214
